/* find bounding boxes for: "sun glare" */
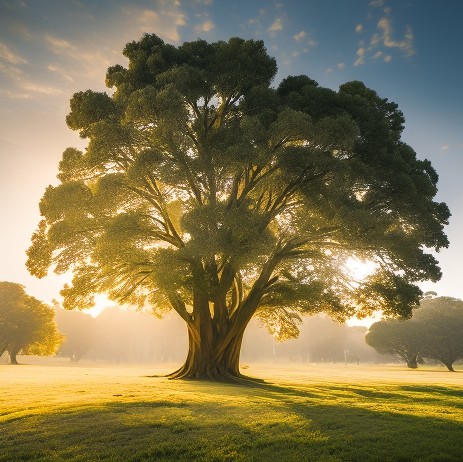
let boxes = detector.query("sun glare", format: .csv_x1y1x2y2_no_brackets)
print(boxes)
83,294,115,318
344,257,377,282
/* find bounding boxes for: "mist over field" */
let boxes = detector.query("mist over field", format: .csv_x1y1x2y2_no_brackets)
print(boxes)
3,305,460,370
0,307,386,367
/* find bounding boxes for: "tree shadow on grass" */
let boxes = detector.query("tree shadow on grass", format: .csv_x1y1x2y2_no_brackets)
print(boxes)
399,385,463,399
1,383,463,462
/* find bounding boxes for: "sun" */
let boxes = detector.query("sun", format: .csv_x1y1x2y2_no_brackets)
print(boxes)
82,294,115,318
344,257,377,282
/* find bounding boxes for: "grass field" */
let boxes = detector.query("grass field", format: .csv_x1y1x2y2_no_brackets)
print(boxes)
1,359,462,462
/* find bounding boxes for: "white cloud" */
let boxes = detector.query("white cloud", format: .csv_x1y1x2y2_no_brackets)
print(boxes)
370,33,380,47
41,33,116,91
267,17,283,33
0,61,63,99
0,61,25,80
325,68,333,74
45,34,111,73
0,88,32,99
45,35,73,52
0,41,27,65
247,9,266,28
293,31,305,41
441,145,449,151
354,47,366,66
47,64,74,82
139,10,160,25
302,39,318,53
355,4,416,66
337,63,345,70
194,20,215,33
121,4,187,44
377,17,415,57
21,82,63,96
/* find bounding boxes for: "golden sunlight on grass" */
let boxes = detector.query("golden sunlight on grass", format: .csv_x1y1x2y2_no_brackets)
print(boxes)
1,360,462,461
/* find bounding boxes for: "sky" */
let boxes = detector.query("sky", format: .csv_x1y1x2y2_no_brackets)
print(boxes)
1,0,463,315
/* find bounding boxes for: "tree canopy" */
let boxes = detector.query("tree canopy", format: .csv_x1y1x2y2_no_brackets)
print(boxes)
365,318,422,368
26,34,449,381
414,296,463,371
0,281,62,364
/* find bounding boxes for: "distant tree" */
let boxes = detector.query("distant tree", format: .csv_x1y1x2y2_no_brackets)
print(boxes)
414,297,463,371
365,319,422,368
302,315,347,363
0,282,62,364
54,307,95,362
26,34,449,381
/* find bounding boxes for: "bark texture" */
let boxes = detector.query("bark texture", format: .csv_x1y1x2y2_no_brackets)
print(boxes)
167,321,249,382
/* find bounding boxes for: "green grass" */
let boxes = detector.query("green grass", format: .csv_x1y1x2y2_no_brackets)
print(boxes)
1,360,462,461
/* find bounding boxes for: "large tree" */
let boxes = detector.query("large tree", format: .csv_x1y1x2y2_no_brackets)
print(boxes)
0,282,62,364
26,34,449,381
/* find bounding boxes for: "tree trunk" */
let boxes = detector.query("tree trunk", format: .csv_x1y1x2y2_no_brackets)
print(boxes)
405,353,418,369
167,324,249,382
9,350,19,365
443,361,455,372
165,254,275,383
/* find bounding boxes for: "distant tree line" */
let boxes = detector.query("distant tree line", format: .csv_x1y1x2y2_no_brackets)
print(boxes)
54,307,376,365
365,296,463,371
242,316,376,365
3,281,461,371
2,285,377,365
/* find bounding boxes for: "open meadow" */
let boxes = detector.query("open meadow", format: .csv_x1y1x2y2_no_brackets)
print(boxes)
1,359,462,462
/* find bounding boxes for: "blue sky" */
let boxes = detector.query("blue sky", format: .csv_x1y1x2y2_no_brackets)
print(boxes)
1,0,462,310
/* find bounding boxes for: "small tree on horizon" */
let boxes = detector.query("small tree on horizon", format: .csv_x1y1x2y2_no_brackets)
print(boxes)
26,34,449,381
365,296,463,371
365,319,422,368
414,296,463,371
0,281,62,364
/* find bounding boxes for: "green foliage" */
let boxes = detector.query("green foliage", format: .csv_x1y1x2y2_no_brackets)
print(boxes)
365,318,422,368
413,297,463,370
66,90,118,137
27,33,449,353
0,282,62,362
365,296,463,370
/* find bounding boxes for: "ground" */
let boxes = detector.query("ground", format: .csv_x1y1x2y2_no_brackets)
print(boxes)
1,358,462,461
